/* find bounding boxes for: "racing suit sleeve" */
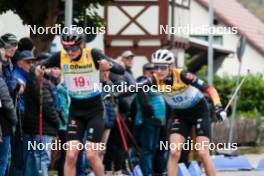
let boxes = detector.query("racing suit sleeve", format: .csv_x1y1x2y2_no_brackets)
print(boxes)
91,48,125,74
179,71,222,106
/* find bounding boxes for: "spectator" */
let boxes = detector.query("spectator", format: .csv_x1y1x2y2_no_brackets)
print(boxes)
10,50,36,176
18,37,35,52
56,81,69,176
104,50,136,175
0,33,19,99
0,33,19,176
12,37,34,65
45,66,69,176
0,76,17,176
22,51,60,176
131,63,167,176
100,70,116,153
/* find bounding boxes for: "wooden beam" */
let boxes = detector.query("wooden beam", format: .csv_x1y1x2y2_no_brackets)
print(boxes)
116,5,150,35
111,1,158,6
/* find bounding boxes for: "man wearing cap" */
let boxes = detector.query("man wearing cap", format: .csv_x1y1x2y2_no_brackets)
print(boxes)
130,63,168,176
0,33,19,98
13,50,37,84
20,50,60,176
104,50,136,175
12,37,35,66
10,50,37,176
121,50,134,69
0,33,18,176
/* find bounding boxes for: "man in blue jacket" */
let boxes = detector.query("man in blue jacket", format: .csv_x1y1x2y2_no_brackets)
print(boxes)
10,50,37,176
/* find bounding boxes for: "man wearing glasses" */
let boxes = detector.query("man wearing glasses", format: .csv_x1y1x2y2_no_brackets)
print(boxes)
35,29,124,176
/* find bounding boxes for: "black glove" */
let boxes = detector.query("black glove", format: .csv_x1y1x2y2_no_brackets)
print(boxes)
215,105,227,121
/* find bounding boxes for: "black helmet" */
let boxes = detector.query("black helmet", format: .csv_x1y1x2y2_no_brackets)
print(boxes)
61,28,83,47
18,37,34,51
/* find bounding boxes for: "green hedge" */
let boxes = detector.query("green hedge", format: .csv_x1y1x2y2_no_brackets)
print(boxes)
196,66,264,118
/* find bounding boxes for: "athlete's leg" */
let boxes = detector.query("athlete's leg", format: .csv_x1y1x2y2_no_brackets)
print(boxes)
64,117,86,176
167,133,185,176
196,136,216,176
64,140,81,176
85,141,104,176
168,117,190,176
195,100,216,176
85,113,105,176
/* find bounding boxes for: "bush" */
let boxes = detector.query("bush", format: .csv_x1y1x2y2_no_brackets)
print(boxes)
196,66,264,118
196,66,264,145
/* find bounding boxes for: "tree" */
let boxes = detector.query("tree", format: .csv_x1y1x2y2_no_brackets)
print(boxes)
0,0,113,53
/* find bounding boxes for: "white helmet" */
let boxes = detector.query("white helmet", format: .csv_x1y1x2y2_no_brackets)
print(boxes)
151,49,175,64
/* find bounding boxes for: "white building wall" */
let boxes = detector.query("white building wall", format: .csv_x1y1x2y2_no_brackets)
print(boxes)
218,43,264,75
1,1,263,76
190,0,264,76
190,0,209,28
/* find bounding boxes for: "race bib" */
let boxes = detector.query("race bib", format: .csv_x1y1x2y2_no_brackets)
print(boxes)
64,71,100,99
164,86,204,109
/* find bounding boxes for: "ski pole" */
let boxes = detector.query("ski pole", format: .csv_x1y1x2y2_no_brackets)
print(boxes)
224,75,247,112
38,77,44,176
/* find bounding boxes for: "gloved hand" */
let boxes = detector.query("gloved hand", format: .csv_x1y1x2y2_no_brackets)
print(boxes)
215,105,227,121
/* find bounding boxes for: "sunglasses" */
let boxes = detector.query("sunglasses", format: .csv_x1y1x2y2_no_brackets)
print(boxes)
153,65,169,71
144,68,154,71
63,45,80,52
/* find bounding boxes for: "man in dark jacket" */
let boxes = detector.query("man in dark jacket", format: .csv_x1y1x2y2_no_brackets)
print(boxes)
0,77,17,176
105,50,136,175
21,51,60,176
0,33,19,99
0,33,18,176
131,63,168,176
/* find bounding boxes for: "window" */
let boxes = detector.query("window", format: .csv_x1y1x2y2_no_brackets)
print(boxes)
190,35,223,46
175,0,190,8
